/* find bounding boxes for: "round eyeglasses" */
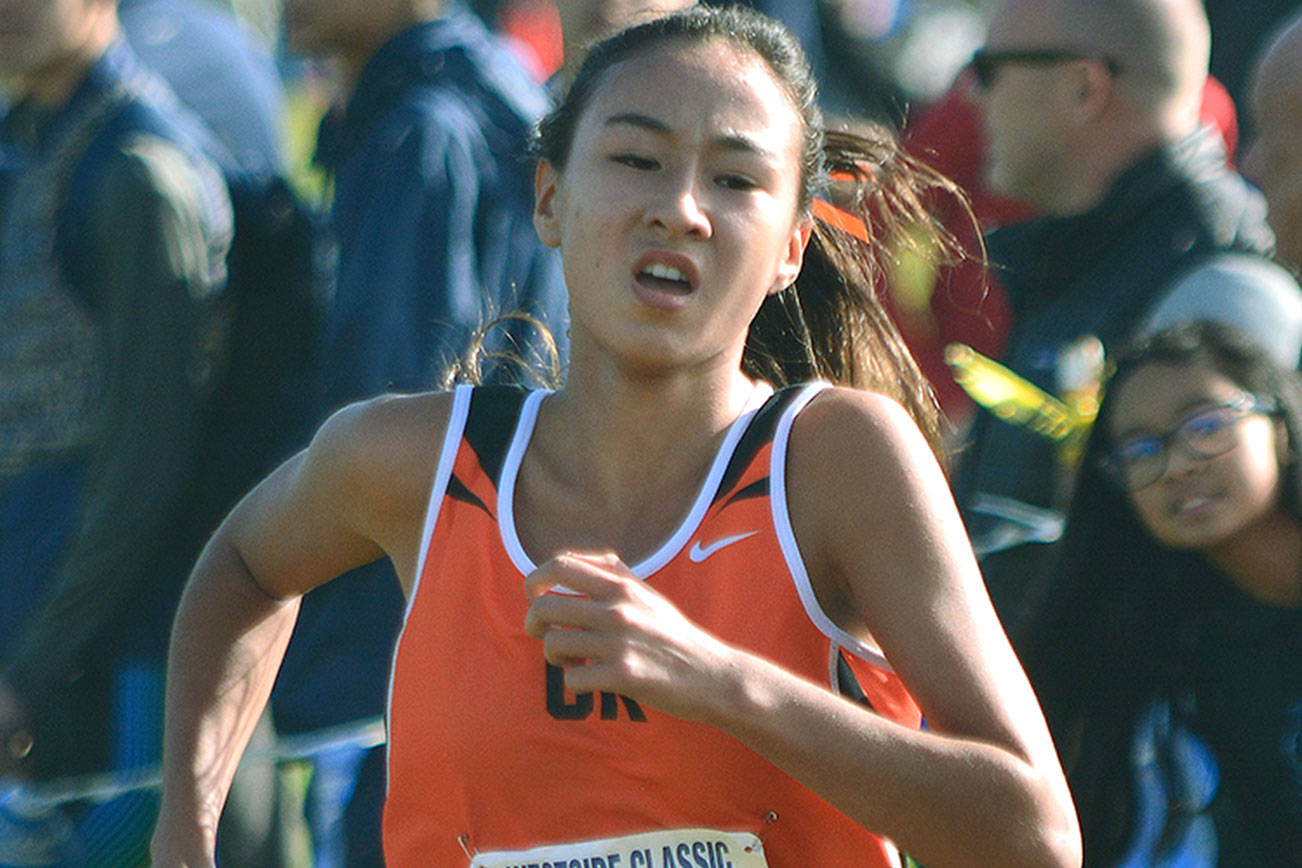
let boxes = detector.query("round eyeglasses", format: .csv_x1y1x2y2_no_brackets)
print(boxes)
1100,393,1277,492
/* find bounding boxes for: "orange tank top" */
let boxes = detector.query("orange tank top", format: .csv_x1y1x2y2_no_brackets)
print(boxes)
384,383,923,867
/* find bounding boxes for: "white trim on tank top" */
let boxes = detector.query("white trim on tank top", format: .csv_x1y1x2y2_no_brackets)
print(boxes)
406,383,475,610
386,383,474,760
497,386,770,581
770,382,894,674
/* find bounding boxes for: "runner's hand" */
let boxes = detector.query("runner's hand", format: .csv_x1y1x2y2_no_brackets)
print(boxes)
524,552,740,724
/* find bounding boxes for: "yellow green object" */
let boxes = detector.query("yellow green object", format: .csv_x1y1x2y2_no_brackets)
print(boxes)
944,341,1102,468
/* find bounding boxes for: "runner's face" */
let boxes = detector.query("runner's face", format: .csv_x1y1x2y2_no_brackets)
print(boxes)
534,39,810,375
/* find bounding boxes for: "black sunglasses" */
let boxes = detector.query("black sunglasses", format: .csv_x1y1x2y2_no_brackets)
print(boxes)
970,48,1123,89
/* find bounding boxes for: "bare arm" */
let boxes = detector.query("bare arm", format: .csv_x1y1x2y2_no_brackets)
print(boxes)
733,387,1079,866
525,388,1080,868
151,393,447,866
149,532,300,867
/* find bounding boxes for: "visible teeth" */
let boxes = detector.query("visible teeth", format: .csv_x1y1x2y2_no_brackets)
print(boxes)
1174,495,1212,515
644,263,687,283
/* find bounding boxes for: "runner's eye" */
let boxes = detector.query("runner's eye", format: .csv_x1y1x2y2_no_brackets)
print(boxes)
612,153,659,171
715,173,758,191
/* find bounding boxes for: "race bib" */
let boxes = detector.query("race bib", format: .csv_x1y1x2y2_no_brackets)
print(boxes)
469,827,768,868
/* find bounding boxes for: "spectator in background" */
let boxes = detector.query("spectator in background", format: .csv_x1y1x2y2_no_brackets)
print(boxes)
269,1,569,864
1201,0,1297,138
900,76,1024,420
954,0,1302,637
553,0,695,85
119,0,286,175
1243,10,1302,274
1023,322,1302,866
0,0,231,862
902,71,1240,423
119,6,313,862
120,8,312,865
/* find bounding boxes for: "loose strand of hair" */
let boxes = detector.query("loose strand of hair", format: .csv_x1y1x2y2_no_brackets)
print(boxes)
441,311,564,390
744,123,981,465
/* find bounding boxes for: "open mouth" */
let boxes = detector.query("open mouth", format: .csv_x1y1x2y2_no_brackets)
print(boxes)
1169,492,1218,520
631,253,699,311
637,263,694,295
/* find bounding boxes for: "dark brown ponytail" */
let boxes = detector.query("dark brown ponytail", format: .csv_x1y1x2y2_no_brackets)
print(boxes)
744,125,975,461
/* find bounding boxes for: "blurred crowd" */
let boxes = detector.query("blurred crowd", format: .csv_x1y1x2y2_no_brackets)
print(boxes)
1,0,1299,866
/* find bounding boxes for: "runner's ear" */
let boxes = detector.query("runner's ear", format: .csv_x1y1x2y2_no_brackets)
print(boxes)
534,161,562,249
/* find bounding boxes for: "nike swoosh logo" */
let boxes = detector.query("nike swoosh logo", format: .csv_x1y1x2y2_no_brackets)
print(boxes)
688,530,759,563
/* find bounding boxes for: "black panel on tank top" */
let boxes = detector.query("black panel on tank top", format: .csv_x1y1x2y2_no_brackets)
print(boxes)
462,385,530,489
711,385,809,506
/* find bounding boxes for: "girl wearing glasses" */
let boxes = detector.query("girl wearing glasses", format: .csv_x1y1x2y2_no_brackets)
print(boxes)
1023,321,1302,866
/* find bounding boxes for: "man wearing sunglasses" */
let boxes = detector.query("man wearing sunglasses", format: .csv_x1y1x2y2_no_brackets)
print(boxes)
952,0,1302,636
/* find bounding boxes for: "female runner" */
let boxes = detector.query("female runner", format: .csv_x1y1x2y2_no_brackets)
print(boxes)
151,6,1080,867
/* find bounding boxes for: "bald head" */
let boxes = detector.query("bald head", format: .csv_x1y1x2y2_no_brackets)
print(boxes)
978,0,1211,212
1245,12,1302,268
990,0,1209,121
1066,0,1206,116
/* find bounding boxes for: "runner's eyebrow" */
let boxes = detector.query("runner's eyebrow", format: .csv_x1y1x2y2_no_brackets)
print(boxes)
604,112,672,134
603,113,775,159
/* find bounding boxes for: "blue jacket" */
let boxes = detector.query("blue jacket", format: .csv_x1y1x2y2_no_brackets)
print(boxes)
314,6,568,412
0,40,232,777
120,0,286,175
273,7,568,734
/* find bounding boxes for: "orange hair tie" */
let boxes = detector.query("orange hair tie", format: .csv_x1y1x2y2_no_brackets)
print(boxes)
811,197,870,243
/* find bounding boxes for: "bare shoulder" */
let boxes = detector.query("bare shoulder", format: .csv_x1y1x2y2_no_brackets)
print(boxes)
782,385,969,623
229,389,458,597
785,385,942,503
312,390,456,475
307,390,458,533
784,388,1043,746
